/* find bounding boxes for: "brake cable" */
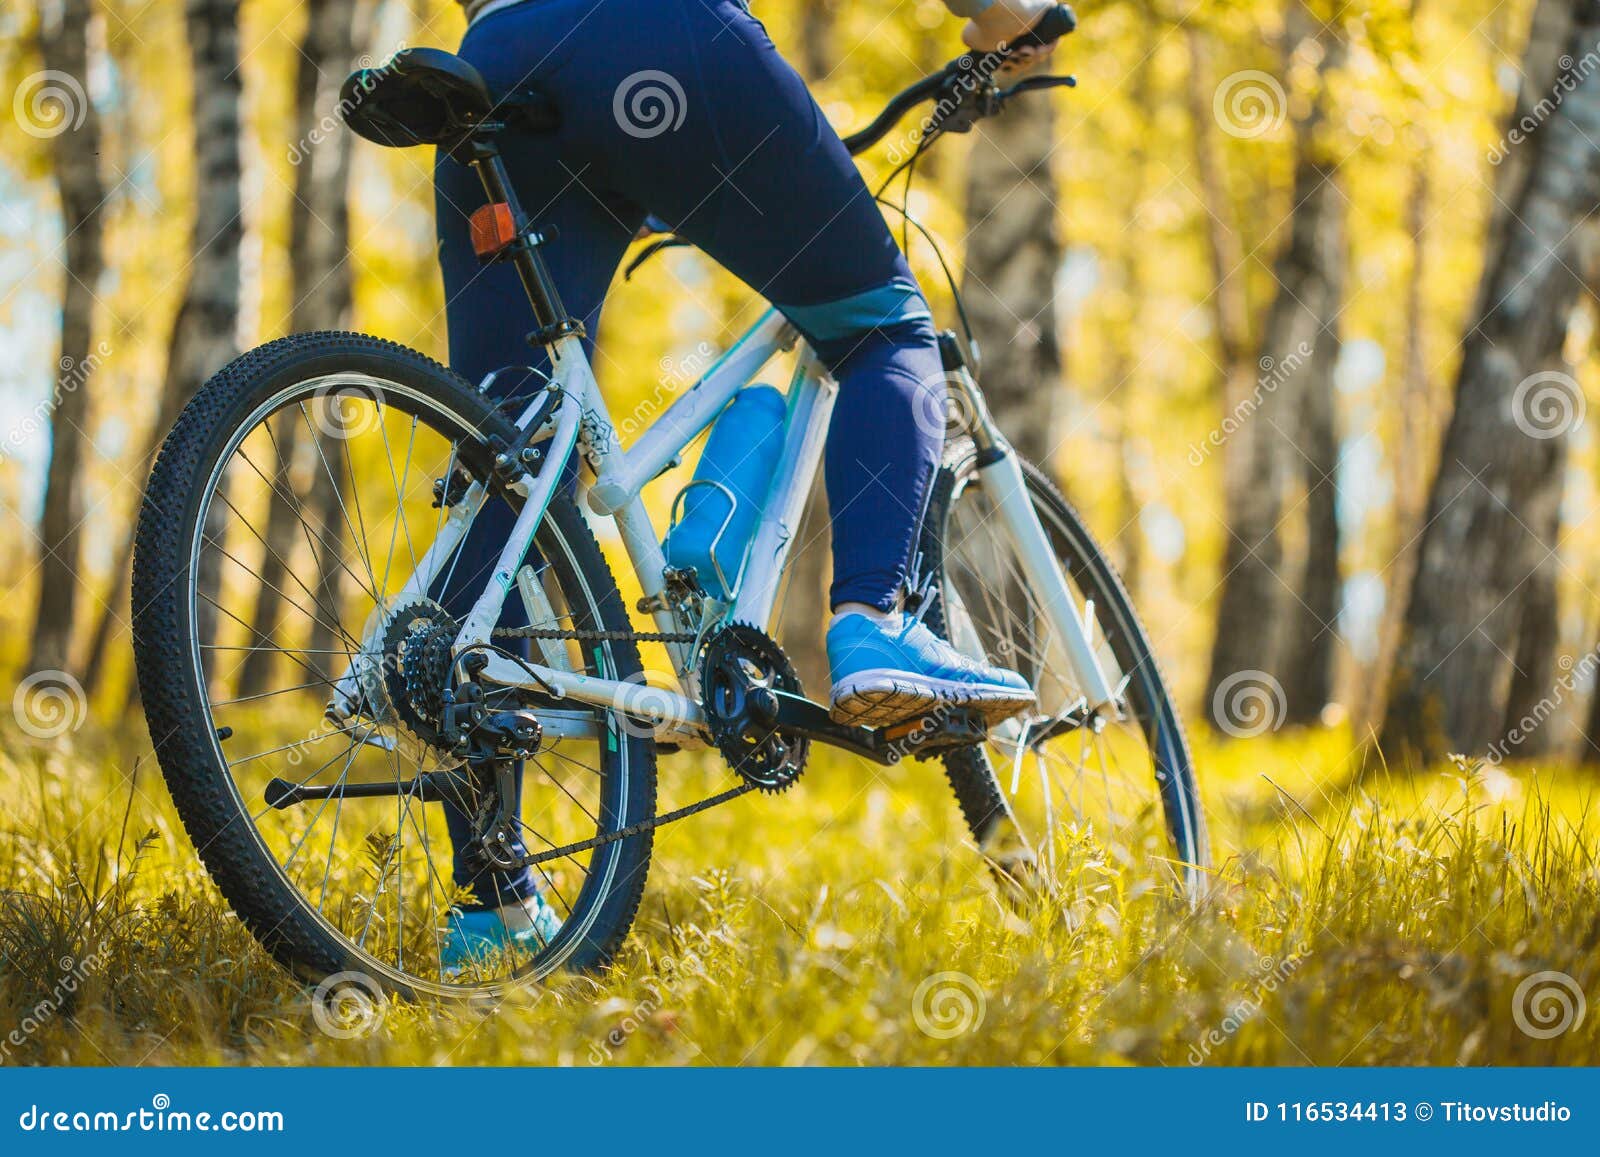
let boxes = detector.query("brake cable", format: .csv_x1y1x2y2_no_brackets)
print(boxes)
867,69,1077,355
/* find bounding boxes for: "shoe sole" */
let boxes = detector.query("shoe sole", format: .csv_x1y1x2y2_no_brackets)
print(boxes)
829,671,1036,729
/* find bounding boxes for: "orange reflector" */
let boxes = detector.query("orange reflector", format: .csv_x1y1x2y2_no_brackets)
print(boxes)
882,716,929,741
470,202,516,258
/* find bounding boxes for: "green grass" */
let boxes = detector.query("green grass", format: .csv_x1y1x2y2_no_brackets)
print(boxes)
2,720,1597,1066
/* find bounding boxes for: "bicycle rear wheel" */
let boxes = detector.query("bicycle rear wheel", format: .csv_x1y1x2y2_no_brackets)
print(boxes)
132,332,655,1000
921,439,1208,898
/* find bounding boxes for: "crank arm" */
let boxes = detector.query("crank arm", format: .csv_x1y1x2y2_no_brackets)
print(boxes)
264,767,472,810
769,691,891,764
768,691,991,765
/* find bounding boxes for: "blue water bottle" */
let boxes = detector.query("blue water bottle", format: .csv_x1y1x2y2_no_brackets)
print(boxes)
664,384,787,599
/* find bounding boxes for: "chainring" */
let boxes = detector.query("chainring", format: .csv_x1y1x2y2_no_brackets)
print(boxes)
699,623,808,793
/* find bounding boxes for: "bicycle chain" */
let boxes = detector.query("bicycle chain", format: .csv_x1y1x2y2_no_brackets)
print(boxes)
518,782,754,867
491,625,698,644
488,621,752,867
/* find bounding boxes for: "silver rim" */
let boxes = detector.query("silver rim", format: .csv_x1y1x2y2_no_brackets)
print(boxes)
184,373,630,995
937,457,1203,893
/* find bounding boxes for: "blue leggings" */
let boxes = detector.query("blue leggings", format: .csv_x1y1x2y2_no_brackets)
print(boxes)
433,0,944,905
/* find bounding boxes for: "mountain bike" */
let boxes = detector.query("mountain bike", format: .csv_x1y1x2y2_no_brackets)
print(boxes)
131,5,1207,1001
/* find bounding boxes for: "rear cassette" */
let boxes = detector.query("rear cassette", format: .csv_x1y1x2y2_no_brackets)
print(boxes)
380,598,457,745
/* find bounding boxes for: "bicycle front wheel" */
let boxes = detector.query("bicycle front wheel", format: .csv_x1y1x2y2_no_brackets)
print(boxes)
921,439,1209,899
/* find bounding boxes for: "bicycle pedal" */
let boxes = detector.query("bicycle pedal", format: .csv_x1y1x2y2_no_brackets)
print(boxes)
880,707,988,753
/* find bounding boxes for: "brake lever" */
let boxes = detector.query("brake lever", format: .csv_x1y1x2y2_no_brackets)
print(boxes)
926,71,1076,140
926,76,1002,137
999,73,1078,98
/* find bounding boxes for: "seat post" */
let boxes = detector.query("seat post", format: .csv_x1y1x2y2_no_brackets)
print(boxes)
467,139,584,349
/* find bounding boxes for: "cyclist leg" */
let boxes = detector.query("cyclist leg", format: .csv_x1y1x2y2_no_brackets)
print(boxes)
431,20,644,938
437,0,1032,833
563,0,941,612
526,0,1032,724
446,0,942,611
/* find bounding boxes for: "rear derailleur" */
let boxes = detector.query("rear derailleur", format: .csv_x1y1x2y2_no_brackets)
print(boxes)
376,604,547,872
435,651,548,872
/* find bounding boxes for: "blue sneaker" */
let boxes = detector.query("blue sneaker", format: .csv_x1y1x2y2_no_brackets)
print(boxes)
440,897,562,974
827,612,1035,728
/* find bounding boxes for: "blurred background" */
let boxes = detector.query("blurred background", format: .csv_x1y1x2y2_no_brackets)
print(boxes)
4,0,1600,768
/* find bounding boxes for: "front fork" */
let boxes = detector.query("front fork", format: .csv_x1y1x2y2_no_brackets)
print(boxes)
935,332,1120,715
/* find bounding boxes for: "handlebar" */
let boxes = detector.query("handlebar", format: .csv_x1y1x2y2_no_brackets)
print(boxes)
842,3,1077,156
1009,2,1078,51
842,70,949,156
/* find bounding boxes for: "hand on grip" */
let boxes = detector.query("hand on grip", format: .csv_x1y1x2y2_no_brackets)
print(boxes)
962,2,1075,75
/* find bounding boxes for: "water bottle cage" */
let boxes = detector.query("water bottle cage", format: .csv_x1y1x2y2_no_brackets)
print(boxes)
636,565,709,631
666,479,750,601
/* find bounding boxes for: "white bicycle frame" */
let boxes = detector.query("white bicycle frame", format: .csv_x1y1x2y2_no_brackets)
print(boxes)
329,307,1118,743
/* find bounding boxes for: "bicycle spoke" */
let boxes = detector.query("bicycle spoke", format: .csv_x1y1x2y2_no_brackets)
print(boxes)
198,589,354,694
936,452,1193,882
167,369,647,991
227,728,346,768
209,486,362,642
210,676,344,708
280,741,363,874
298,403,381,604
377,411,423,595
315,765,350,916
241,435,380,607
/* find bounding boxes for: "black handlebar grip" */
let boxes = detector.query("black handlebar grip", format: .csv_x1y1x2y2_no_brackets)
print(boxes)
1007,4,1077,52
